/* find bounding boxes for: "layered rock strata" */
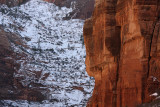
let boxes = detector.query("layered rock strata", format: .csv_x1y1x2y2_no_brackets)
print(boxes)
84,0,160,106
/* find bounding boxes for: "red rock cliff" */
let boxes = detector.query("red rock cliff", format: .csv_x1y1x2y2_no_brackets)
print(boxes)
83,0,160,106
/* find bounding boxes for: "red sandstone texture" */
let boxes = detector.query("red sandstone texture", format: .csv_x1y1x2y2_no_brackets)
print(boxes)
83,0,160,107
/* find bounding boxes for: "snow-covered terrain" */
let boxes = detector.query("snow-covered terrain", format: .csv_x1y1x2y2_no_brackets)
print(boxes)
0,0,94,106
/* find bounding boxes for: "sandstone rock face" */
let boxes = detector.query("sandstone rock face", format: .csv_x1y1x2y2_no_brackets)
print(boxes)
84,0,160,107
0,0,28,7
45,0,95,19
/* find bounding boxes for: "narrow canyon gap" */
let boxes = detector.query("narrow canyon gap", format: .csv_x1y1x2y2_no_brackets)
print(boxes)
83,0,160,107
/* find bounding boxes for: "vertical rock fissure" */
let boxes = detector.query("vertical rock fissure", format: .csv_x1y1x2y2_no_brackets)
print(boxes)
147,23,156,77
147,1,159,78
114,56,120,107
113,26,121,107
84,0,160,106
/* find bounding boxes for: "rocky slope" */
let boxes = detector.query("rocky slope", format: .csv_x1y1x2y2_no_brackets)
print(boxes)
0,28,45,101
0,0,94,106
84,0,160,107
0,0,94,19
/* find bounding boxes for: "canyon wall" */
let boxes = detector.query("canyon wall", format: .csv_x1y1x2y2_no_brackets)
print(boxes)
83,0,160,107
0,27,45,101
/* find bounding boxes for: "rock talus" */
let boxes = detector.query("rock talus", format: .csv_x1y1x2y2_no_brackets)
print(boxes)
83,0,160,106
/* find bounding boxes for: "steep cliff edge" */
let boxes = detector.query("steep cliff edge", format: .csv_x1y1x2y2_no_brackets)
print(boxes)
83,0,160,107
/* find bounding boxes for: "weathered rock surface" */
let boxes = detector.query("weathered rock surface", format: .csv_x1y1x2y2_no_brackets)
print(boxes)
0,27,17,100
0,27,45,101
84,0,160,106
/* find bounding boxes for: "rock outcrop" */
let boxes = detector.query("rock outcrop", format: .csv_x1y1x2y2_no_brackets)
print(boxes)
83,0,160,107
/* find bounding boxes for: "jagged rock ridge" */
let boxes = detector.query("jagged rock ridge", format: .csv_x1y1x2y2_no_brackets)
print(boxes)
83,0,160,106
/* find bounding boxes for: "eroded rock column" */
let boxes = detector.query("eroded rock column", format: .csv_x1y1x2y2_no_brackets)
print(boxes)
84,0,120,106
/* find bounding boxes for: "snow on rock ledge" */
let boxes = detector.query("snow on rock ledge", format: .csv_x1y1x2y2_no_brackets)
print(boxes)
0,0,94,106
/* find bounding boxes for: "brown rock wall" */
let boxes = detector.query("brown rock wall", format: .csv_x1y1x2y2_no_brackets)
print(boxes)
84,0,160,106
